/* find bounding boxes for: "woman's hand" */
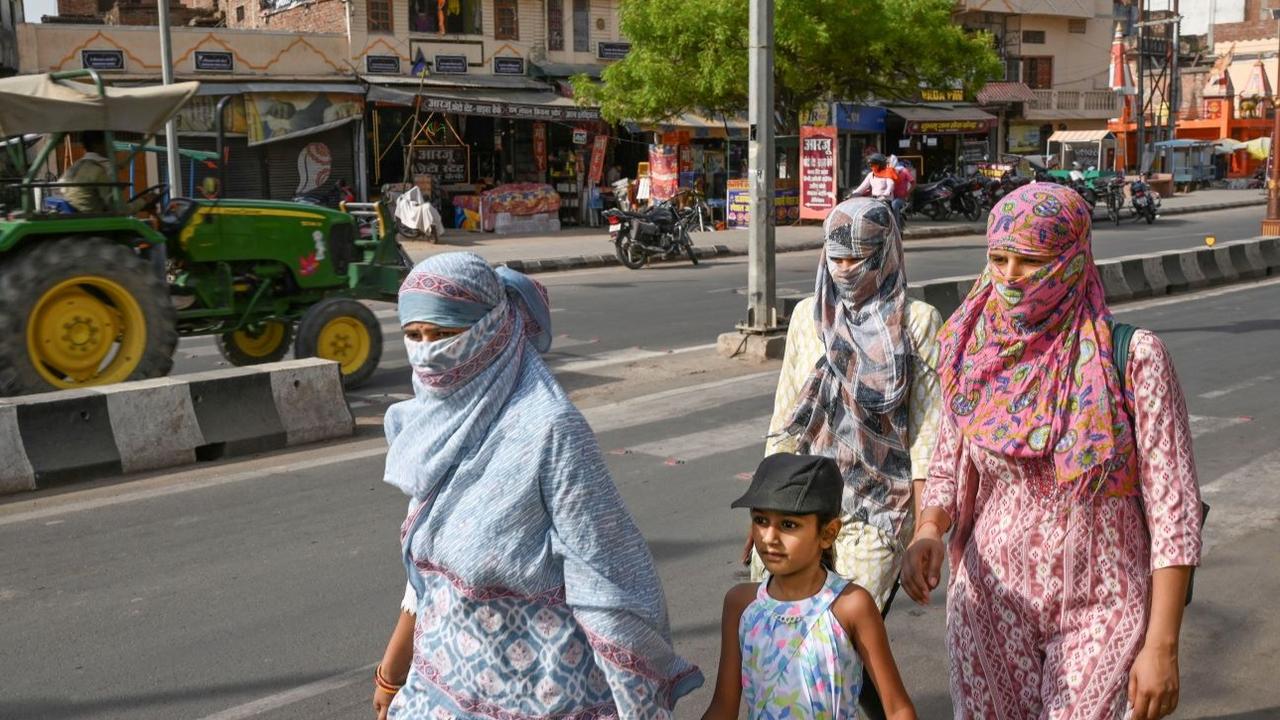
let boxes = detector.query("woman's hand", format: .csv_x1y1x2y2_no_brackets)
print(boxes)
372,687,397,720
901,529,944,605
1128,643,1179,720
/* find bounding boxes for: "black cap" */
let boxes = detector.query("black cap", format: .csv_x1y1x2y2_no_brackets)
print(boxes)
731,453,843,516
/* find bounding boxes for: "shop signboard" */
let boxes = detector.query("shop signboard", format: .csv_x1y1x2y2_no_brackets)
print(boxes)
725,179,799,227
407,145,470,184
649,144,679,201
597,42,631,60
1006,124,1041,153
433,55,469,74
176,95,248,134
588,135,608,184
572,128,589,145
835,104,886,134
81,50,124,71
244,92,364,146
416,95,601,122
493,57,526,75
1071,144,1100,168
920,88,965,102
726,179,751,228
799,125,838,220
533,123,547,174
961,139,988,164
905,118,993,135
194,51,234,72
366,55,402,75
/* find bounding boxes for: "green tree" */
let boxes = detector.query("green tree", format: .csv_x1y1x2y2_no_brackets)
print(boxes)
575,0,1004,127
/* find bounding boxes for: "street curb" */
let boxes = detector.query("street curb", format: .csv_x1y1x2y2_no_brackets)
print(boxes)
905,235,1280,319
497,198,1267,275
0,358,354,495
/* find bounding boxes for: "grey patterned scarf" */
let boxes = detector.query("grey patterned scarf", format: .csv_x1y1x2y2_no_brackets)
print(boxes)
784,198,914,536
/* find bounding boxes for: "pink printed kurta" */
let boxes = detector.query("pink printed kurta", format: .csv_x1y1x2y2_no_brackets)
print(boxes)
922,331,1203,720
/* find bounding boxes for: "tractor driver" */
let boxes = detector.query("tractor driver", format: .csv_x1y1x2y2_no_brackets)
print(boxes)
58,131,157,214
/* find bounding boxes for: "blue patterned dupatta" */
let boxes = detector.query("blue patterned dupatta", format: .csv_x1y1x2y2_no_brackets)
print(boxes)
384,254,702,718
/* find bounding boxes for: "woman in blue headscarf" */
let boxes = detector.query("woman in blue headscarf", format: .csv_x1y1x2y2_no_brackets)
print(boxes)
371,252,701,720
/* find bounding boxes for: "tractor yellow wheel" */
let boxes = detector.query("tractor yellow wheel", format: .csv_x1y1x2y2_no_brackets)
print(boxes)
216,321,294,366
26,276,146,387
0,237,177,396
294,298,383,388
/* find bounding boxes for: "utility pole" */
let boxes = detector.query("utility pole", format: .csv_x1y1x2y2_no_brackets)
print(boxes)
745,0,776,332
1264,8,1280,236
157,0,182,197
1168,0,1179,144
717,0,783,359
1136,0,1145,173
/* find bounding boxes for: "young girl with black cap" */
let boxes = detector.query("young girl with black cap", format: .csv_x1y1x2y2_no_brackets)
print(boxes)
703,453,917,720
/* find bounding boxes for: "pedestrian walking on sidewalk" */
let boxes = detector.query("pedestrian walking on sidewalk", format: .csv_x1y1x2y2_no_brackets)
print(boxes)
372,252,701,720
703,453,917,720
901,183,1204,720
761,197,944,717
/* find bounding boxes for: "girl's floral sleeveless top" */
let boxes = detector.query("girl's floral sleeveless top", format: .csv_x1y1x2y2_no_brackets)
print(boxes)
739,571,863,718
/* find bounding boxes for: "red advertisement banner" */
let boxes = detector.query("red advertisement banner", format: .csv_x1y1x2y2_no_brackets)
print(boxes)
533,122,547,174
648,144,678,202
799,125,838,220
588,135,608,184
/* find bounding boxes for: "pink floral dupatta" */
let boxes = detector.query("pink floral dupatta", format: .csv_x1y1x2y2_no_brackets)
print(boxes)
936,183,1137,493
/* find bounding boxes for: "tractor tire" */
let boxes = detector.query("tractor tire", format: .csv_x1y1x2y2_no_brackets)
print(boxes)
294,298,383,389
0,236,177,396
216,321,294,366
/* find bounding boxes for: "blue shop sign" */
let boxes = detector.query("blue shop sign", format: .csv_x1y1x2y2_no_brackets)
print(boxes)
835,104,886,133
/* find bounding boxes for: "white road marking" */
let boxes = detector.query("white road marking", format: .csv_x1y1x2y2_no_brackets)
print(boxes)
628,414,772,461
584,371,777,434
192,663,375,720
1112,276,1280,314
380,342,718,375
1199,449,1280,555
1188,414,1250,438
1199,374,1278,400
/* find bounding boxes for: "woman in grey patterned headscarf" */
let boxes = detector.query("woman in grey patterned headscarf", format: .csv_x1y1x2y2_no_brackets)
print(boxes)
760,197,944,715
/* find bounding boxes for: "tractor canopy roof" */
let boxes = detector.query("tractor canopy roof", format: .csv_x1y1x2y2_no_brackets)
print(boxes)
0,73,200,137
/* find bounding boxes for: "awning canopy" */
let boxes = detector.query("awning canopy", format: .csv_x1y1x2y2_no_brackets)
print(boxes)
360,74,550,91
624,113,748,139
0,74,200,136
195,81,366,96
976,82,1037,105
1048,130,1115,143
888,104,996,135
366,84,601,122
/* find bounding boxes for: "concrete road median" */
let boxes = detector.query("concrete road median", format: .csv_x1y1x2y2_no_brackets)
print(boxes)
0,358,354,495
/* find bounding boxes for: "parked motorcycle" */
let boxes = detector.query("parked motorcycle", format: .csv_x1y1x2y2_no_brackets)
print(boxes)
1129,176,1159,224
952,172,987,222
603,194,699,269
1101,176,1127,226
904,176,958,222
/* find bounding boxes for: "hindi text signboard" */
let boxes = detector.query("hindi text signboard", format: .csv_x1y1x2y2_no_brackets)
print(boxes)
407,145,470,184
799,125,838,220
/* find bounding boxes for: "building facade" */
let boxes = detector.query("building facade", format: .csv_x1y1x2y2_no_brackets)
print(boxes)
1,0,22,76
955,0,1120,160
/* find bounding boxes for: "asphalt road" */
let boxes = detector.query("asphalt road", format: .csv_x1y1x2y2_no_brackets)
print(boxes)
167,205,1267,399
1,210,1277,719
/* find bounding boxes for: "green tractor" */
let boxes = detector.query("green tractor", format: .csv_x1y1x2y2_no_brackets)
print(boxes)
0,70,411,396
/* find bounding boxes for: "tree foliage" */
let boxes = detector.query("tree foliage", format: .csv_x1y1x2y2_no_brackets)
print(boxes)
575,0,1004,127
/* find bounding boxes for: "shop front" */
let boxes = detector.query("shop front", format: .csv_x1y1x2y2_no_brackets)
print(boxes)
832,103,887,193
365,82,604,229
885,104,997,179
626,113,748,223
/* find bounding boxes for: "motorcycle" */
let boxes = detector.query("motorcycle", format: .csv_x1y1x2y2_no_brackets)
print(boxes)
952,172,987,222
1101,176,1127,226
603,194,699,269
903,175,958,221
1129,176,1160,224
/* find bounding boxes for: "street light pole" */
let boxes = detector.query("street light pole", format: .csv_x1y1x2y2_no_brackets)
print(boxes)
745,0,776,331
1266,10,1280,235
157,0,182,197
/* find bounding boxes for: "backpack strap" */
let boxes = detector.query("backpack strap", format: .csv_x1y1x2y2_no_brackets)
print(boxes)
1110,321,1138,397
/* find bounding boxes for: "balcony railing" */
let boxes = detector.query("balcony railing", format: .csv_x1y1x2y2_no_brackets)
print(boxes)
1027,89,1118,115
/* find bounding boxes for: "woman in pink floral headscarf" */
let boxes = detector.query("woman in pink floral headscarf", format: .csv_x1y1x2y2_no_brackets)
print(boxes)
901,183,1203,720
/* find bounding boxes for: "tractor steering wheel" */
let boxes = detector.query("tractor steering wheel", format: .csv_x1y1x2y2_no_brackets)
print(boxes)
128,183,169,213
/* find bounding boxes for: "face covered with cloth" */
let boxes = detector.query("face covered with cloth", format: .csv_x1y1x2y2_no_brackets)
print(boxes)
936,182,1137,494
783,198,915,535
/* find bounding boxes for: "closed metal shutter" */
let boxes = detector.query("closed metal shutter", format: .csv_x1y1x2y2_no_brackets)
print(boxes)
264,124,357,202
159,135,265,200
